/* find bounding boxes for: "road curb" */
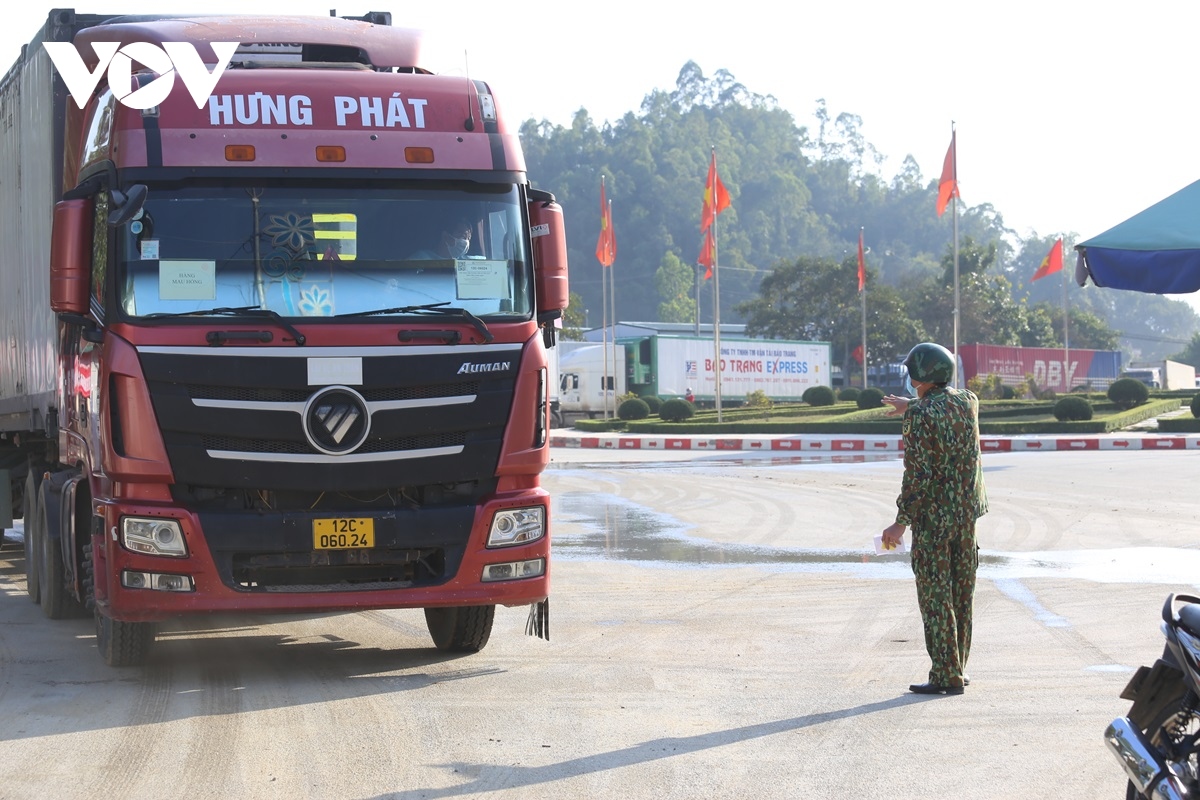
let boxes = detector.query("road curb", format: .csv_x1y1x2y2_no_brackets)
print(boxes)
550,434,1200,452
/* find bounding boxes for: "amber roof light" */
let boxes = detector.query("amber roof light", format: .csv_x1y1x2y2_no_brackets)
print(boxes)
405,147,434,164
316,146,346,162
224,145,255,161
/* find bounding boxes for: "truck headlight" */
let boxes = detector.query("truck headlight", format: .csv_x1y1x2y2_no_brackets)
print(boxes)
487,506,545,548
122,518,188,557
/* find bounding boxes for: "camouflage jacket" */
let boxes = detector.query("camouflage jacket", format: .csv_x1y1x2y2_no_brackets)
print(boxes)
895,386,989,528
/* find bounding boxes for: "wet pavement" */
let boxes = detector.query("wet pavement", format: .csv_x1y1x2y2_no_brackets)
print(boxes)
552,489,1200,585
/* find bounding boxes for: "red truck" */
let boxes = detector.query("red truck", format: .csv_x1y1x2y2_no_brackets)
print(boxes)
0,10,568,665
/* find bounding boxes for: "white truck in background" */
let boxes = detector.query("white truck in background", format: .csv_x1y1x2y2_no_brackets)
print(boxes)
558,343,627,418
1125,360,1197,390
558,334,831,417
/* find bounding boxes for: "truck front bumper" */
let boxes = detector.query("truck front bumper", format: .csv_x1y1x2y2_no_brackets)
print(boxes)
93,489,550,621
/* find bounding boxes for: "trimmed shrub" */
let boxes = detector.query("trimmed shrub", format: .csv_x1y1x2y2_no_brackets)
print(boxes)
1053,395,1093,421
802,385,836,407
1107,377,1150,410
659,398,695,423
743,389,773,413
617,397,650,420
857,387,885,409
643,396,663,415
837,387,861,402
1192,392,1200,418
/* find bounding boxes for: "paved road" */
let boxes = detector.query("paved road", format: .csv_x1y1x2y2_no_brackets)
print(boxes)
2,447,1197,798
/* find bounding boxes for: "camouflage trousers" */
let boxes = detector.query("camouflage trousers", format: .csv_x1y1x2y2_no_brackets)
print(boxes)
910,520,978,686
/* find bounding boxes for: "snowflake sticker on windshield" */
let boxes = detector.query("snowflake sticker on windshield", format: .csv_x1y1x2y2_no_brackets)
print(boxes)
264,212,315,255
298,284,333,316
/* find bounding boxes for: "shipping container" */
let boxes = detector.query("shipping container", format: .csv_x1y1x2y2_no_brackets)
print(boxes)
957,344,1122,392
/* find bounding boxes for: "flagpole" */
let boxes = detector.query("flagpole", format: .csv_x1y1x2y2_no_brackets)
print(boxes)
601,267,609,419
711,151,724,423
951,122,960,377
609,197,617,411
713,216,723,421
598,177,610,420
861,228,868,390
1062,236,1070,391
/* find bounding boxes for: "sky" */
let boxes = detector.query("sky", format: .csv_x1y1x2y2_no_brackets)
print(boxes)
5,1,1200,316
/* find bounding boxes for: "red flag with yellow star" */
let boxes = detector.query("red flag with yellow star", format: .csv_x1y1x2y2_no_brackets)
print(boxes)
595,178,615,267
1032,238,1064,281
700,151,730,232
936,132,959,217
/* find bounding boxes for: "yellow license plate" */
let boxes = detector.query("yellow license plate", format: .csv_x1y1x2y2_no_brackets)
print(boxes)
312,518,375,550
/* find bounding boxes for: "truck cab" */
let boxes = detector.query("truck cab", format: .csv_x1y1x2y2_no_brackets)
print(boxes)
1123,369,1161,389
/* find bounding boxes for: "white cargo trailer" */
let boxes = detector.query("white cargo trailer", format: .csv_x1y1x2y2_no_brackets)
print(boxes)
558,334,831,416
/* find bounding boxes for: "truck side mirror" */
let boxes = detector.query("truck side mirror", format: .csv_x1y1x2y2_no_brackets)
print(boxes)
528,189,569,316
50,199,94,314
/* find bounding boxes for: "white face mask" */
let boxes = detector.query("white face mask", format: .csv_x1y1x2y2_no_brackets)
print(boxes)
447,237,470,259
904,376,918,398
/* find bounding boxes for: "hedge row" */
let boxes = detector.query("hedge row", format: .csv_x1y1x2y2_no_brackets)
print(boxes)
1158,418,1200,433
582,398,1184,436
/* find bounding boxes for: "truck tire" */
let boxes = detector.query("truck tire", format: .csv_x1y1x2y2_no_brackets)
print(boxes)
82,534,154,666
424,605,495,652
37,488,82,620
23,470,41,604
95,611,155,667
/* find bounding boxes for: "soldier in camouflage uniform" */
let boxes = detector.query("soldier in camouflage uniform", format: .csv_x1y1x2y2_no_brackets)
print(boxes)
881,342,988,696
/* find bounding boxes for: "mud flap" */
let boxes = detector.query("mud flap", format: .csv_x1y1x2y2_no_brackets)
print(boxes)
1126,658,1187,730
525,598,549,641
0,469,12,529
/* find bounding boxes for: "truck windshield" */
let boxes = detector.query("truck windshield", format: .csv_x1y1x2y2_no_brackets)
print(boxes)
115,181,532,320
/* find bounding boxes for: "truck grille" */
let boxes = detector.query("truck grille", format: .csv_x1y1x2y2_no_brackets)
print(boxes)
201,431,466,455
188,381,480,404
135,344,520,493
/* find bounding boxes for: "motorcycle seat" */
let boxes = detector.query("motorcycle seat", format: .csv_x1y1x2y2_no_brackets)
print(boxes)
1177,600,1200,638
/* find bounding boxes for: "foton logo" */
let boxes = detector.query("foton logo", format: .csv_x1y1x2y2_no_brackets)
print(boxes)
43,41,239,110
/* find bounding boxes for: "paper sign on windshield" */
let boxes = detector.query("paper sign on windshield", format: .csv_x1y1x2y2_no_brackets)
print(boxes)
455,259,509,300
159,260,217,301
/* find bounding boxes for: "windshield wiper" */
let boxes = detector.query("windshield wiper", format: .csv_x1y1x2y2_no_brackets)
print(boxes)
144,305,306,346
336,302,494,343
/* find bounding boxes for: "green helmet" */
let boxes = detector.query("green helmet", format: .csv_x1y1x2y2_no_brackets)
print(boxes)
903,342,955,385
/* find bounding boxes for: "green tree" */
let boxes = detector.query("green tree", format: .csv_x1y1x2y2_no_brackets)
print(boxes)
1018,304,1057,347
737,255,923,380
655,251,696,323
560,291,587,340
904,236,1027,347
1171,332,1200,368
1050,306,1120,350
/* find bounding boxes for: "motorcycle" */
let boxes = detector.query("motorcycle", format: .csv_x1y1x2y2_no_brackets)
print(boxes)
1106,593,1200,799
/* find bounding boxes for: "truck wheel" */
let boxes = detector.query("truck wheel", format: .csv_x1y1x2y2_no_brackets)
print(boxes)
83,534,154,666
37,491,82,620
95,611,155,667
424,605,495,652
22,470,40,604
551,409,564,428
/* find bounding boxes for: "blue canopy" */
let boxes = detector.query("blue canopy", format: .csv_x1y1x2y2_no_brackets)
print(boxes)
1075,179,1200,294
